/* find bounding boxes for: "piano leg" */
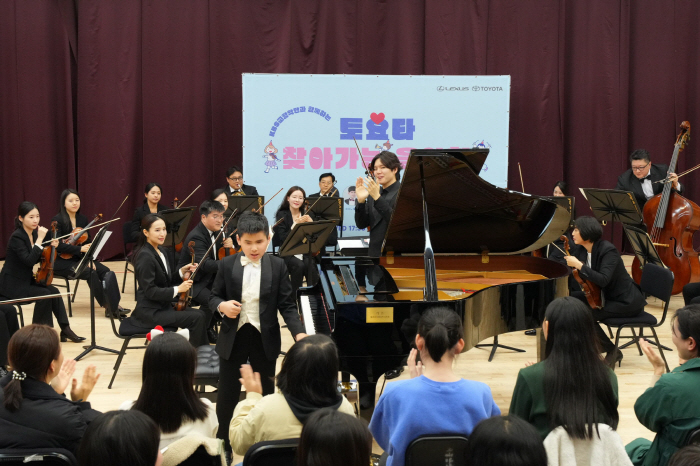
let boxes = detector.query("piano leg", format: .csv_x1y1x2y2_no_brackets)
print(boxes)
475,335,525,362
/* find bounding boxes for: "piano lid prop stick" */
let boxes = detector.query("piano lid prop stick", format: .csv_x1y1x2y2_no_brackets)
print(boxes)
178,185,202,207
353,136,375,181
518,162,525,192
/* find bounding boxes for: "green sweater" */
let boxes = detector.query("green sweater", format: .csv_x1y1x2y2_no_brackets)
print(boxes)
508,360,619,438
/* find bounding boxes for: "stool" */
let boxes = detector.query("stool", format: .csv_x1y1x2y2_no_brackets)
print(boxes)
194,345,220,402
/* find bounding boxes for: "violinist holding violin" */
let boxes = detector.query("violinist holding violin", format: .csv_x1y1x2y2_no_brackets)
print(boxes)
0,201,83,342
564,216,646,367
175,200,232,344
130,182,168,242
52,189,130,320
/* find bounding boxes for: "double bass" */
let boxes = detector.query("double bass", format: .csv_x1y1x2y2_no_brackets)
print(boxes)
632,121,700,295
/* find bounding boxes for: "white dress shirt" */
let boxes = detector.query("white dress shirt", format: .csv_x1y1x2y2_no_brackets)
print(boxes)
641,177,654,200
238,258,262,332
157,249,180,298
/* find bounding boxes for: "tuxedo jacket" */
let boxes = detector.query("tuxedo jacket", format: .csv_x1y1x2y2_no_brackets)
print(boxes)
131,202,168,242
209,252,305,361
272,209,316,249
615,163,681,210
0,229,44,298
131,243,180,327
223,184,259,196
176,222,221,299
572,240,646,309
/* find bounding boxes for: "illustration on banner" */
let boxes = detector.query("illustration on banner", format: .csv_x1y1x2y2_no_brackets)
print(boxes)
263,141,280,173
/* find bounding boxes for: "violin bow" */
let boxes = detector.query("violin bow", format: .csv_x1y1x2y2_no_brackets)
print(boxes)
190,210,238,279
253,188,283,214
305,188,338,215
0,293,72,305
109,195,129,221
654,163,700,184
518,162,525,192
178,185,202,207
41,218,120,245
353,136,376,181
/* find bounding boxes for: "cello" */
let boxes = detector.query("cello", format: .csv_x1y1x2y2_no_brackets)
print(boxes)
631,121,700,295
35,221,59,286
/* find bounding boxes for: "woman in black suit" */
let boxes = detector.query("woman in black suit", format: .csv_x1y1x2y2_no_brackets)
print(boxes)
0,202,83,342
52,189,130,319
273,186,317,291
130,213,208,347
130,182,168,242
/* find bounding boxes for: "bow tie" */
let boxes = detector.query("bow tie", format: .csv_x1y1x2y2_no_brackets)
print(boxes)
641,175,652,181
240,256,260,267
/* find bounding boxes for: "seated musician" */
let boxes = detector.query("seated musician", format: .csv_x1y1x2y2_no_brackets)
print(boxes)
176,200,233,344
52,189,130,320
563,216,646,367
0,201,83,343
130,213,208,347
308,172,340,248
211,188,230,212
273,186,318,291
615,149,680,210
223,165,258,196
130,182,168,242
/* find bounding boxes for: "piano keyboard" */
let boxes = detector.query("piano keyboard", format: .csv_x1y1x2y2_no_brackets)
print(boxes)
299,293,333,336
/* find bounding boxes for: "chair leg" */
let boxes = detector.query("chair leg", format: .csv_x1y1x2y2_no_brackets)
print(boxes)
649,327,671,373
64,278,72,317
134,273,137,300
612,328,623,371
71,279,80,303
108,338,132,389
631,328,643,356
16,305,24,327
607,325,614,339
121,261,128,293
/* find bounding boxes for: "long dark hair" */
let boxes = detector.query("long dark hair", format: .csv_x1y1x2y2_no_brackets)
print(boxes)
543,297,618,439
276,334,340,406
77,410,160,466
672,304,700,358
3,324,61,412
58,188,81,227
210,188,227,201
131,333,209,433
466,416,547,466
553,181,567,195
14,201,40,230
296,408,372,466
276,186,306,213
142,182,163,204
417,307,463,363
133,213,165,259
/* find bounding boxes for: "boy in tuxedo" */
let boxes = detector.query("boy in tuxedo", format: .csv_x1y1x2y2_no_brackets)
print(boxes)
210,210,307,451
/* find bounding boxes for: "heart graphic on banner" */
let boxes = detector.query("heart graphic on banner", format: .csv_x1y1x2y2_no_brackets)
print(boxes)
370,113,385,124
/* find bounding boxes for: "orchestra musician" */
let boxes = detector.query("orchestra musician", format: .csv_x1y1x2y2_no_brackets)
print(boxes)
175,200,233,344
210,188,230,212
0,202,84,343
130,213,208,347
615,149,681,210
355,151,402,257
308,172,340,248
564,216,646,367
130,182,168,242
52,189,130,320
223,166,258,196
272,187,318,291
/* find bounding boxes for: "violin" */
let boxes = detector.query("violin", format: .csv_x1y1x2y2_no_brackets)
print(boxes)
59,213,102,259
175,241,196,311
217,224,240,259
561,235,602,309
35,222,58,286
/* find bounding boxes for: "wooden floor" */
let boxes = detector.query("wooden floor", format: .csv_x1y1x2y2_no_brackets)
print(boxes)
3,256,675,459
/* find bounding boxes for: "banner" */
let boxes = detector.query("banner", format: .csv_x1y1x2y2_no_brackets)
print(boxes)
242,74,511,237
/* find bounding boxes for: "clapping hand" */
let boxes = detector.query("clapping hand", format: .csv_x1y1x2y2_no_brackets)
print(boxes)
640,338,667,375
70,365,100,401
407,348,423,379
51,358,76,394
239,364,263,395
364,177,381,200
355,177,369,203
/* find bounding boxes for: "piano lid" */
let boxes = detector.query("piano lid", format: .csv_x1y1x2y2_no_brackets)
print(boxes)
382,149,571,255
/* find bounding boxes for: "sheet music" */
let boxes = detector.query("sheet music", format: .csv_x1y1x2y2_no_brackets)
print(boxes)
338,239,366,249
579,187,588,200
92,231,111,259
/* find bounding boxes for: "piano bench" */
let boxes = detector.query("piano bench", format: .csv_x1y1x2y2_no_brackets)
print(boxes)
194,345,220,403
338,378,360,418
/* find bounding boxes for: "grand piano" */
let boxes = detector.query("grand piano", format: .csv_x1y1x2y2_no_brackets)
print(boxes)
298,148,571,408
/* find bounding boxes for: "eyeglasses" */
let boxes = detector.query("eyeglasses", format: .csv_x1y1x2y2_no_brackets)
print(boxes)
210,215,224,220
228,176,243,181
632,162,650,172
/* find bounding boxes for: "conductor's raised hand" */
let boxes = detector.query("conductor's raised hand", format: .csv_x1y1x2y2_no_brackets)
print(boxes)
239,364,263,395
219,300,242,319
407,348,423,379
355,177,369,203
177,279,193,294
365,176,381,200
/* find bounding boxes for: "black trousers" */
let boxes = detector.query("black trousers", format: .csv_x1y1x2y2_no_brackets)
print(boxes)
216,323,276,451
282,255,319,291
571,291,643,352
54,259,121,309
0,305,20,366
24,284,71,329
191,287,216,327
683,282,700,305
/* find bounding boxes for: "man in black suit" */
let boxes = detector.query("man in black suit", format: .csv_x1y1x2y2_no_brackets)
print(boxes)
615,149,681,210
210,211,307,451
176,200,233,343
224,165,258,196
308,172,340,247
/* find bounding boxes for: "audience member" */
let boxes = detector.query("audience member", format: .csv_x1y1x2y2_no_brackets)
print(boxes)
229,334,355,456
0,324,100,454
369,307,500,466
668,445,700,466
509,296,619,439
296,408,372,466
77,410,162,466
467,415,547,466
626,304,700,466
120,332,218,448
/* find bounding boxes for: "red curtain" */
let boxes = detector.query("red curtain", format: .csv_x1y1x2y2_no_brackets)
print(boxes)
1,0,699,259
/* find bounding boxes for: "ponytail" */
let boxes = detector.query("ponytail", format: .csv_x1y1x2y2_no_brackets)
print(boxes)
3,378,24,412
417,307,463,363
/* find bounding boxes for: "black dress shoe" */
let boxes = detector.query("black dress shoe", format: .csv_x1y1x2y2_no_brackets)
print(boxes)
604,349,623,368
525,329,537,336
207,327,219,344
60,327,86,343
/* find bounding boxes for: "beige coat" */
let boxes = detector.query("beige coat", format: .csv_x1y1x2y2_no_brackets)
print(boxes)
230,391,356,456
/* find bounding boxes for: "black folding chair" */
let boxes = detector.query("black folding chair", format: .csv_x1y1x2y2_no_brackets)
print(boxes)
121,222,137,299
242,438,298,466
0,449,77,466
405,434,469,466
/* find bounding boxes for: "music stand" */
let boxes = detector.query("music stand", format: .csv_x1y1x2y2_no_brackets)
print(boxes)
74,224,120,361
159,207,196,251
581,188,644,246
279,220,338,257
306,196,344,248
226,195,264,228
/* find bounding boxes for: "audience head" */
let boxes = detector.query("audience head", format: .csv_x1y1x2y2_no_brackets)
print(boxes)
543,297,619,439
78,410,162,466
296,408,372,466
210,188,229,210
553,181,567,197
276,334,340,406
236,211,270,261
671,304,700,360
573,216,603,244
132,332,208,433
3,324,62,412
143,182,163,205
466,416,547,466
226,165,244,190
416,307,464,363
199,199,225,232
369,151,402,185
15,201,40,230
59,189,81,221
278,186,306,213
668,445,700,466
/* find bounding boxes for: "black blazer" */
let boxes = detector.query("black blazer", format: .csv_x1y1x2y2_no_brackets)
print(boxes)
0,375,100,454
272,209,316,249
354,182,399,257
209,252,305,361
176,222,221,299
615,163,681,210
52,213,90,261
131,203,168,242
0,229,44,298
223,184,259,196
131,243,180,328
572,240,646,309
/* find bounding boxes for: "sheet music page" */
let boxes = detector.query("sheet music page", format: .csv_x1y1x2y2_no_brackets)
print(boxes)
92,231,112,259
339,239,366,249
579,187,588,200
